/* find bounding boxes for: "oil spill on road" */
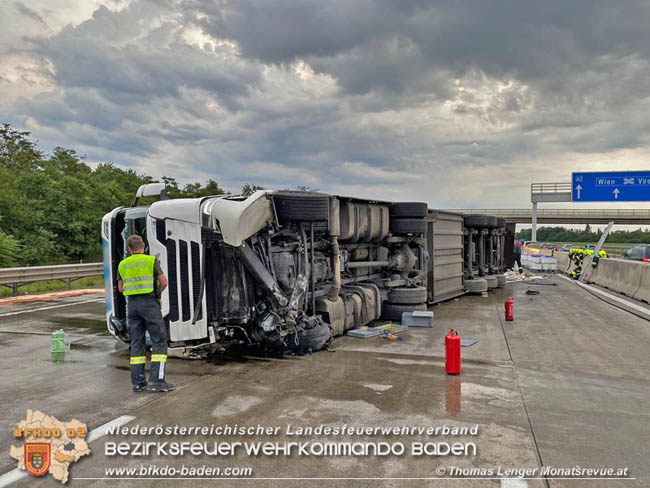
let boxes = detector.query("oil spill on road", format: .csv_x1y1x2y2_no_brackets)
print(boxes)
50,316,109,335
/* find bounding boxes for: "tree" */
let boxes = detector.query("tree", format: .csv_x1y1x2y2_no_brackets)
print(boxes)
293,185,319,192
241,183,264,195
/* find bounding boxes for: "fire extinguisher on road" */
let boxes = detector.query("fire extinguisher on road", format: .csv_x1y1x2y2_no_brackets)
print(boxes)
445,329,461,375
505,297,514,321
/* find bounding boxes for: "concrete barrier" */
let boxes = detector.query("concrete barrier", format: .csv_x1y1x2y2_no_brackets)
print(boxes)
556,251,570,273
632,262,650,303
586,258,641,297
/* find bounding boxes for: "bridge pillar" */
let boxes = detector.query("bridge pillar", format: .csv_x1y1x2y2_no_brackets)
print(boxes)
531,202,537,242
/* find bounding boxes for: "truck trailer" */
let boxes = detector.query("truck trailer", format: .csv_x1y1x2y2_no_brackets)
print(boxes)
102,183,508,356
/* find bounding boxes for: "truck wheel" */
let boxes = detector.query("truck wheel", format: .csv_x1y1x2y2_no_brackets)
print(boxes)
390,202,428,218
389,218,427,234
273,192,330,221
485,216,498,227
381,302,427,321
388,286,427,304
485,275,498,289
496,275,506,288
285,322,332,354
464,214,487,227
496,217,506,228
465,279,488,294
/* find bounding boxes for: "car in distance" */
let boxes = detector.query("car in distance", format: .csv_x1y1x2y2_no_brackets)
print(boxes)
623,244,650,262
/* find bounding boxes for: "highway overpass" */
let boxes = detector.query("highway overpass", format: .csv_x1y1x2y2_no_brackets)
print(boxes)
447,208,650,225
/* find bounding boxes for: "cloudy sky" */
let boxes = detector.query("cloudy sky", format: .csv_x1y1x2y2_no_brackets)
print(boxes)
2,0,650,209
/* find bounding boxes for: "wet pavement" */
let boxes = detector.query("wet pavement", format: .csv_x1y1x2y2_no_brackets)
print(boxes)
0,278,648,487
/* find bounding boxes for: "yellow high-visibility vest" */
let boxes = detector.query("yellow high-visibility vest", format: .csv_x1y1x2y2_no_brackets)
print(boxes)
118,254,155,296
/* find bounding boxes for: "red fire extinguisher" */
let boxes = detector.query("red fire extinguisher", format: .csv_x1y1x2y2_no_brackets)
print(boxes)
445,329,461,375
505,297,514,321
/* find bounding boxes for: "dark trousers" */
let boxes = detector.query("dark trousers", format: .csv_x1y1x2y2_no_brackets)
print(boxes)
514,254,521,268
127,294,168,385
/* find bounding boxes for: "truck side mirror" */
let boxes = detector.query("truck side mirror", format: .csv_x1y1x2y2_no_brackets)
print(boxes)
132,183,167,207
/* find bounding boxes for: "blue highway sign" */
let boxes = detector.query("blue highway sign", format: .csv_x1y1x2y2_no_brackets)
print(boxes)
572,171,650,202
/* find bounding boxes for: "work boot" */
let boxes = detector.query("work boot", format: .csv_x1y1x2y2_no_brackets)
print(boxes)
146,381,175,392
132,381,147,393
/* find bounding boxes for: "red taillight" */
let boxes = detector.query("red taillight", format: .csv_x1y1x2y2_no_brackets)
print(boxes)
643,258,649,262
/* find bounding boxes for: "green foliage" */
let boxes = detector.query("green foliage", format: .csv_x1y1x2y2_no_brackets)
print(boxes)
517,226,650,244
161,176,226,199
0,124,229,266
241,183,265,195
0,230,20,267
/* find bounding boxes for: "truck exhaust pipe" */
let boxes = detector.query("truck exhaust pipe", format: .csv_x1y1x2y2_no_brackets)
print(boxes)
328,236,341,302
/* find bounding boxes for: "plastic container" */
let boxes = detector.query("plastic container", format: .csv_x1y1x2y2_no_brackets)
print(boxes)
51,329,66,354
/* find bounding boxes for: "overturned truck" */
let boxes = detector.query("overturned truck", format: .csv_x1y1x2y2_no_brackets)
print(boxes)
102,185,508,355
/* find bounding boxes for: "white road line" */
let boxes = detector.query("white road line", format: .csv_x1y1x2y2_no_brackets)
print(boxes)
86,415,136,443
559,274,650,317
0,298,104,318
0,414,135,488
502,477,529,487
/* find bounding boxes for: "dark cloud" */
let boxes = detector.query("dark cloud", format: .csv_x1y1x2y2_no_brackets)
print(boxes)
3,0,650,207
15,2,46,25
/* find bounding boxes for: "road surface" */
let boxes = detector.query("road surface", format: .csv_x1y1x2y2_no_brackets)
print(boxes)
0,278,648,487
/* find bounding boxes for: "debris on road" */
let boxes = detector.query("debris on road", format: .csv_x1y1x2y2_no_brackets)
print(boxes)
0,288,104,307
401,310,434,327
504,270,546,283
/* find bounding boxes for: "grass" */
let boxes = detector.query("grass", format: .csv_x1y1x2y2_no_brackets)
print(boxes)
0,276,104,298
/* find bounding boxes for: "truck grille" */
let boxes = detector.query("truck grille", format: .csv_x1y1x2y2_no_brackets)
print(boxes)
166,239,179,322
179,240,191,322
191,241,202,320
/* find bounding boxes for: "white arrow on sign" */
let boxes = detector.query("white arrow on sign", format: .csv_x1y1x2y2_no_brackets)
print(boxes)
575,184,582,199
613,188,620,199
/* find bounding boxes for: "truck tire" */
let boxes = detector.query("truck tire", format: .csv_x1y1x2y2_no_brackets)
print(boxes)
496,275,506,288
485,275,498,289
285,322,332,354
496,217,506,228
388,286,427,304
273,192,330,221
486,216,498,228
465,278,488,294
390,218,427,234
381,302,427,321
464,214,487,227
390,202,428,218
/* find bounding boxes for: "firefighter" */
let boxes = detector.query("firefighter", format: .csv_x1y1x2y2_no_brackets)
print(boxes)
118,235,174,393
570,247,583,279
513,239,522,269
592,248,608,268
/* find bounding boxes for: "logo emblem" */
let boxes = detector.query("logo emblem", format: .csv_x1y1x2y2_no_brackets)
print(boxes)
24,443,50,476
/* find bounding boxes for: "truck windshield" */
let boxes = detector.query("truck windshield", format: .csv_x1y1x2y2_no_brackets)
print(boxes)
121,207,149,256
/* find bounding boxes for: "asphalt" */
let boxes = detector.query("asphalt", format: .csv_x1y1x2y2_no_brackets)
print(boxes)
0,277,648,487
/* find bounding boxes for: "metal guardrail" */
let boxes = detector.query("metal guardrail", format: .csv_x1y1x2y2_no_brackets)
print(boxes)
0,263,103,296
447,208,650,223
540,244,630,256
449,208,650,217
531,182,572,194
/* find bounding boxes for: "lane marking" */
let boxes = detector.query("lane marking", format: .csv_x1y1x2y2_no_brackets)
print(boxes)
0,299,104,318
87,415,136,443
502,477,529,487
558,274,650,317
0,414,135,488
